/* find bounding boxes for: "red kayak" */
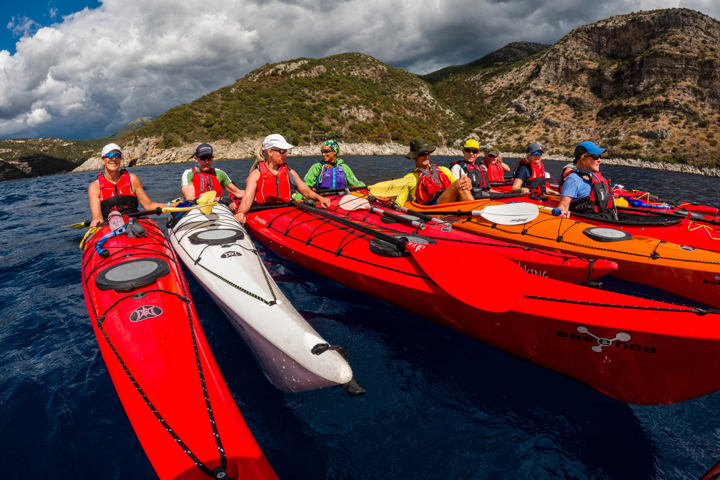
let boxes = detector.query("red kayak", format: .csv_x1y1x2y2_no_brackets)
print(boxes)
81,217,277,480
246,198,720,405
329,194,617,284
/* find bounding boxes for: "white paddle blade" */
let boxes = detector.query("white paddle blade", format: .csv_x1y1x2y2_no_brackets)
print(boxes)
476,202,540,225
339,194,370,211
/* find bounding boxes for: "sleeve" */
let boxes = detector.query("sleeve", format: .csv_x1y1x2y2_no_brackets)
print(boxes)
560,174,582,199
180,169,193,187
450,164,463,179
302,163,323,188
340,163,365,187
215,169,233,187
393,173,418,206
514,164,530,182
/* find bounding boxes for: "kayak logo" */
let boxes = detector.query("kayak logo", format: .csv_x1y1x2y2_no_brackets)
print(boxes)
702,275,720,286
577,326,631,352
406,242,425,253
130,305,163,322
519,263,548,277
221,251,242,258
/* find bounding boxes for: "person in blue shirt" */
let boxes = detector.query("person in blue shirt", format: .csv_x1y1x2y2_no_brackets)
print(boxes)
557,141,615,219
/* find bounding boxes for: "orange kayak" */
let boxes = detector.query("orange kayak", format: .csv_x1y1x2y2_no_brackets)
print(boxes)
406,199,720,309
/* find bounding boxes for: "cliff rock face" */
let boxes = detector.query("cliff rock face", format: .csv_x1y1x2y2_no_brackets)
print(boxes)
431,8,720,165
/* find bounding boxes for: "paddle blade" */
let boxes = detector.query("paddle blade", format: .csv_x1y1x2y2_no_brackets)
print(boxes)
477,202,539,225
405,241,527,313
338,194,370,211
197,191,217,215
368,178,410,198
64,220,90,229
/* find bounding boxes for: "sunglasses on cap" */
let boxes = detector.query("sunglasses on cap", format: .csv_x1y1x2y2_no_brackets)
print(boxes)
321,149,334,154
103,152,122,159
463,148,480,154
271,148,288,154
198,155,212,161
530,151,543,156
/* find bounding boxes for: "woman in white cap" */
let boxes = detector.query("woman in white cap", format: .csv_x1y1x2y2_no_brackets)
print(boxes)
233,134,332,223
88,143,175,227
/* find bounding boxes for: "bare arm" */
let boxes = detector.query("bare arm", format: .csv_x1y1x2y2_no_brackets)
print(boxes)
291,170,331,208
511,177,528,194
556,196,572,218
234,170,260,223
181,184,196,201
88,181,104,227
131,174,167,211
225,182,245,199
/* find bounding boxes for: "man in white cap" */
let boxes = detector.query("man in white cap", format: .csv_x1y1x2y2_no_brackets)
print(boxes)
181,143,244,203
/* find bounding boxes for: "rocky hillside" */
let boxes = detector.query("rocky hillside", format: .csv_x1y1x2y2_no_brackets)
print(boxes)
428,8,720,166
3,8,720,181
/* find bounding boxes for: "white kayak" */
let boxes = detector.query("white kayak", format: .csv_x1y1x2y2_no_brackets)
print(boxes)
168,203,363,394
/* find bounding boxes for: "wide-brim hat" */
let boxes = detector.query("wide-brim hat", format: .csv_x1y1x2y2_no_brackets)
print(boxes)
406,138,436,158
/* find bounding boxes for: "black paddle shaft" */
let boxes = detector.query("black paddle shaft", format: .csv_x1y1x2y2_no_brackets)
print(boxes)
291,200,408,251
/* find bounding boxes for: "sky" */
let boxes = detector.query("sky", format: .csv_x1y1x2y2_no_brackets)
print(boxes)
1,0,719,140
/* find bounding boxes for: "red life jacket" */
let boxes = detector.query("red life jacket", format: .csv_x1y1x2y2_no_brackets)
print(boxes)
97,169,139,218
557,163,576,187
191,167,224,197
449,160,489,199
414,165,452,205
568,170,615,214
483,158,505,182
255,162,292,204
513,158,547,193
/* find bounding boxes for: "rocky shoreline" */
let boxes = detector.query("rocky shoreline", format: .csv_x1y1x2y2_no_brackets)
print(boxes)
71,138,720,177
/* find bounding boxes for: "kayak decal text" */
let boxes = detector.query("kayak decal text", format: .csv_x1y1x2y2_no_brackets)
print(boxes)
556,327,656,353
518,263,548,277
221,251,242,258
130,305,163,322
702,275,720,287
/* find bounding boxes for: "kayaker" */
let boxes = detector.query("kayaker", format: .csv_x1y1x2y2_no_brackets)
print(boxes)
394,138,473,206
556,141,617,220
481,145,510,182
88,143,175,227
449,138,491,199
181,143,245,206
511,142,559,195
300,139,365,193
234,134,332,223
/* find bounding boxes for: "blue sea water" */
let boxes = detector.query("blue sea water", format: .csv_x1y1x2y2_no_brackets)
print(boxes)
0,155,719,480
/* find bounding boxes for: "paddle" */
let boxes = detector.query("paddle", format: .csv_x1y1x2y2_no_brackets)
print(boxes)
367,177,531,201
338,195,427,229
366,195,454,229
404,202,540,226
64,192,218,229
290,199,527,313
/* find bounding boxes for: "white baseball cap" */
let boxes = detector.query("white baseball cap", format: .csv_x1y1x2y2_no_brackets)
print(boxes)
101,143,122,157
262,134,293,150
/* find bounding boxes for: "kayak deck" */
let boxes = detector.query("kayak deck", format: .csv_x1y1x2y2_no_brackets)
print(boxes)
81,218,277,479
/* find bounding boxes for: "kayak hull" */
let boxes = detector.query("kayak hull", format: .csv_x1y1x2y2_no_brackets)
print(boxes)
246,202,720,405
168,204,358,393
81,218,277,480
407,199,720,309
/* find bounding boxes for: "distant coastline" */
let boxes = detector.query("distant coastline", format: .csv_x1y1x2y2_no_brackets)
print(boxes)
71,140,720,177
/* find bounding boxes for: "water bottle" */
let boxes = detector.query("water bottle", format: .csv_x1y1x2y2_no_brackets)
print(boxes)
108,210,125,231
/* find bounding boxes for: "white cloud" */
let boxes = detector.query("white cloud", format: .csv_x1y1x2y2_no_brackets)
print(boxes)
0,0,719,139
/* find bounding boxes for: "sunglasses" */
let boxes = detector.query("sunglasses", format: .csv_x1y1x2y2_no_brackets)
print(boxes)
270,148,288,154
585,154,602,160
463,148,480,154
487,154,498,158
321,149,334,154
530,151,543,156
416,151,431,158
103,152,122,159
198,155,213,161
